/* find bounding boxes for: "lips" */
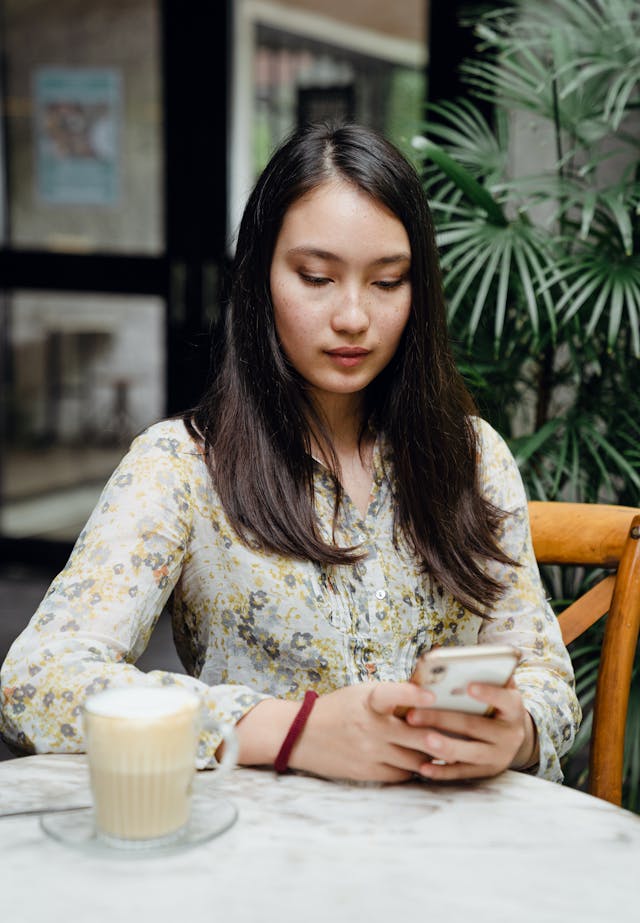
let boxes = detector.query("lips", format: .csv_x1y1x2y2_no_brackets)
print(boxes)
325,347,370,368
326,347,370,357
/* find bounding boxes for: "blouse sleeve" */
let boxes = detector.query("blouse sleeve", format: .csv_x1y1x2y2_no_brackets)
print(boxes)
0,422,269,768
473,419,581,782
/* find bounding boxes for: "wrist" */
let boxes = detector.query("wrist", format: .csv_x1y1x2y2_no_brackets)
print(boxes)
274,691,319,773
511,710,539,771
235,698,300,766
287,693,328,774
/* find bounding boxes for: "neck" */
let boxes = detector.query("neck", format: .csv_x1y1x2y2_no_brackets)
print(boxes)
308,391,366,458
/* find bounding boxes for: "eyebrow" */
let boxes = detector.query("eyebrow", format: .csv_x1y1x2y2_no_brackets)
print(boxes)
287,246,411,266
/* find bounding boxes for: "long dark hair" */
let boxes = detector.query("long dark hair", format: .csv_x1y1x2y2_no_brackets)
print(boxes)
187,123,512,617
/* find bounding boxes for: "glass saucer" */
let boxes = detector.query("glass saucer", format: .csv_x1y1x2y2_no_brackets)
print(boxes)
40,795,237,858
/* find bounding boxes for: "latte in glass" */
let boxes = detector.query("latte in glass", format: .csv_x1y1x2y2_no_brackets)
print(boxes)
83,686,200,847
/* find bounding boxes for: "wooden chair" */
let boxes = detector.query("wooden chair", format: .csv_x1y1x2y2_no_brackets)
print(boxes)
528,501,640,806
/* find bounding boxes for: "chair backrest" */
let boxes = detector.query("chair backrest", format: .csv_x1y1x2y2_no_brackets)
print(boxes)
528,501,640,806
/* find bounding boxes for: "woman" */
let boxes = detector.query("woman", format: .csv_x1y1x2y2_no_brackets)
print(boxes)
0,123,580,782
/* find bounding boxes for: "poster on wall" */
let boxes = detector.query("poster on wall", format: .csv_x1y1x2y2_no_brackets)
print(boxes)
34,68,121,206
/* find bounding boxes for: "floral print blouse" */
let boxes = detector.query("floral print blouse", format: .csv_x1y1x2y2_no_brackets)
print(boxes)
0,418,580,780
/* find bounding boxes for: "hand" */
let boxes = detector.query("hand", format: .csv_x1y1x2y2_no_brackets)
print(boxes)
404,678,538,781
289,682,438,782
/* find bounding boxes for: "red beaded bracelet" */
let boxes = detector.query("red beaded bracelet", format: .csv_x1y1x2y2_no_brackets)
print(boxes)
274,690,319,774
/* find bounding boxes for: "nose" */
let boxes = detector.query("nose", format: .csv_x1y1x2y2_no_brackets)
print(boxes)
330,285,370,335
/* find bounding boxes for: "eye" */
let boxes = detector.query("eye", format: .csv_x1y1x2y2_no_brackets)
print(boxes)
374,277,408,291
299,272,331,286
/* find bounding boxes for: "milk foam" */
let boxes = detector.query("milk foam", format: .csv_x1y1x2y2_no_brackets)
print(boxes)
84,686,200,719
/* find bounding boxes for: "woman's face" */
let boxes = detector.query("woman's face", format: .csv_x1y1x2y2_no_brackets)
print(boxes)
269,179,412,414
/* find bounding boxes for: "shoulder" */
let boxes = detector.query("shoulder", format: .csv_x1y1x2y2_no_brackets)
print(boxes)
470,416,527,510
104,419,206,494
471,416,511,464
71,419,207,543
127,418,203,462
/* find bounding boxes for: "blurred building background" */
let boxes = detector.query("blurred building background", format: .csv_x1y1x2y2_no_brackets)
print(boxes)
0,0,477,568
0,0,495,761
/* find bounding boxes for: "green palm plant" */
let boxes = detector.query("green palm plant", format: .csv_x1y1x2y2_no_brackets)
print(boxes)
415,0,640,807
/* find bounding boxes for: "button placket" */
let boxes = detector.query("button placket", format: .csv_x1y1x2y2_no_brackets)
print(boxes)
359,542,389,641
331,574,353,633
311,566,353,633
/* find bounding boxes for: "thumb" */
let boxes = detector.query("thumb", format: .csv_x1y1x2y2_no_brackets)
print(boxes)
368,681,435,717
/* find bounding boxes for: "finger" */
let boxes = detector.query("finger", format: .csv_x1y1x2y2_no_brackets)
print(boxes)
390,721,449,760
418,728,494,767
384,743,437,776
406,707,501,744
467,681,523,719
333,760,415,784
417,759,497,782
363,764,415,784
368,682,434,717
390,712,493,767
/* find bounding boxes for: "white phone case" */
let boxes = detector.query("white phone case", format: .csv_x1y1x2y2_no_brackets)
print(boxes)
409,644,521,715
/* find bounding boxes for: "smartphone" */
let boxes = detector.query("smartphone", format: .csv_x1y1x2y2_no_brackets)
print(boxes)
396,644,521,717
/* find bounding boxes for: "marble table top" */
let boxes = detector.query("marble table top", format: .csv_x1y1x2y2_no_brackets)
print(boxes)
1,754,639,923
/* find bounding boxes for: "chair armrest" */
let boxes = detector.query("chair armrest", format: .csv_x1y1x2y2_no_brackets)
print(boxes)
590,516,640,805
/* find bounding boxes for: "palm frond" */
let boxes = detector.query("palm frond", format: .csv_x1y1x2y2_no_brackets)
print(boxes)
418,140,508,225
436,0,640,813
553,249,640,355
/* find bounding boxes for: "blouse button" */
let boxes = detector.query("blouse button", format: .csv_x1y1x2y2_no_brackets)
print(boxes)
375,589,386,600
357,533,367,544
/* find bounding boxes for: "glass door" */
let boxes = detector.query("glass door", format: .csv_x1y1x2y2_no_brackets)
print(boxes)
0,0,230,565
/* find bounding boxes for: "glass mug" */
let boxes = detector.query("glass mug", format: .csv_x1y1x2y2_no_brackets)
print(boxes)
83,686,238,848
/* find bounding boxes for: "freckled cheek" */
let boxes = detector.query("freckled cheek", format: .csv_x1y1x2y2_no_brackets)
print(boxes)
274,303,312,339
271,285,299,332
376,301,412,343
273,305,319,361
